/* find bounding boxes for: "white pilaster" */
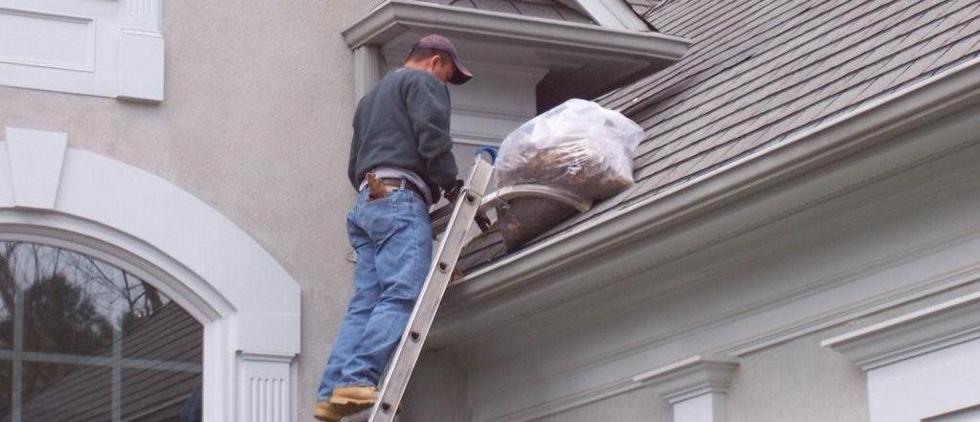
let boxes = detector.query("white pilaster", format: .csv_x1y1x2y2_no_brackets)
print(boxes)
118,0,165,101
674,393,728,422
238,352,296,422
633,355,738,422
353,45,383,101
823,290,980,422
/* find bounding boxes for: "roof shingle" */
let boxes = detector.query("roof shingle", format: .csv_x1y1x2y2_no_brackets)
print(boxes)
419,0,595,24
459,0,980,271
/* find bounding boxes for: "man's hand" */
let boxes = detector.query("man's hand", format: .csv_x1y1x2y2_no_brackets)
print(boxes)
443,179,464,203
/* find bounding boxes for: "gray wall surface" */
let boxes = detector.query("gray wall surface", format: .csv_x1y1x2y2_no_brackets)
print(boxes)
0,1,383,419
726,333,868,422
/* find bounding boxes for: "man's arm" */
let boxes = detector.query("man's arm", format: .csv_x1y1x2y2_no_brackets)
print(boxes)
405,73,459,196
348,119,361,189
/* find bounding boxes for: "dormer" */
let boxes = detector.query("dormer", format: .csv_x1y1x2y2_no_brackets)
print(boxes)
342,0,689,172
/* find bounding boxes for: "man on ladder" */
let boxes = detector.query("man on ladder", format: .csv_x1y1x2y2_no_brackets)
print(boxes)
314,34,473,422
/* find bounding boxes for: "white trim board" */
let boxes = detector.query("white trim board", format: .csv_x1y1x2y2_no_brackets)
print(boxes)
343,0,688,58
0,0,164,101
0,127,301,422
822,290,980,370
824,295,980,422
343,0,688,102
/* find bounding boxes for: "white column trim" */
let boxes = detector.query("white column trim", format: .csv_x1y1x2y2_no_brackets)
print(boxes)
822,289,980,370
823,291,980,422
353,45,383,101
633,355,738,422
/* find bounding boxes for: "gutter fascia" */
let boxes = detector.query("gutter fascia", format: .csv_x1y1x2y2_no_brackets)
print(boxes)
341,0,690,61
443,56,980,315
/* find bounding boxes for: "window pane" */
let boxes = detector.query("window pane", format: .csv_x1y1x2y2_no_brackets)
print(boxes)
122,368,201,422
121,303,202,364
0,241,176,356
0,245,14,351
21,362,112,422
0,240,203,422
0,361,10,418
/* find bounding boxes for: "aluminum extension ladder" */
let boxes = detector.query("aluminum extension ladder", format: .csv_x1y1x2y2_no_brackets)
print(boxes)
341,148,593,422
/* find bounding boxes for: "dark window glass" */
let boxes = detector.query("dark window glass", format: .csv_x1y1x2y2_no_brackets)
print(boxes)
21,362,112,422
123,369,201,422
0,241,202,422
0,361,10,417
121,303,202,364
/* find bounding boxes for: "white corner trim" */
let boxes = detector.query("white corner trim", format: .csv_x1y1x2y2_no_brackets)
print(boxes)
4,127,67,209
342,0,689,60
822,289,980,370
117,29,165,102
573,0,650,31
633,354,739,403
0,127,301,421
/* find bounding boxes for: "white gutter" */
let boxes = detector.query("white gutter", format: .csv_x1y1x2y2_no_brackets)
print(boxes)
434,56,980,341
341,0,690,61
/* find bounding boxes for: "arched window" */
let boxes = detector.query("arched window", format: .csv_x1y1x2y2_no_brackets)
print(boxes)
0,240,202,422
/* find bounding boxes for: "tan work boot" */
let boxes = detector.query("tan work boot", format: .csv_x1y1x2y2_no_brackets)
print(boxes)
313,401,344,422
329,386,379,416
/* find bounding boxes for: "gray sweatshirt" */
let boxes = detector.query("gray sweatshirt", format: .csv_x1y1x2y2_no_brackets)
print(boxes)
347,67,459,199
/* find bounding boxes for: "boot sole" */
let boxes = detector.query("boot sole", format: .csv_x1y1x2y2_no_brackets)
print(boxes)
329,397,376,416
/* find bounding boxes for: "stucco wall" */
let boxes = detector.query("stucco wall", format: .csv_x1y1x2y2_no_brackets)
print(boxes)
0,1,384,419
726,333,867,422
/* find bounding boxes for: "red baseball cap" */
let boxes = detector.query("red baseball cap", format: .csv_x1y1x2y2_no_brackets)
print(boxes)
411,34,473,85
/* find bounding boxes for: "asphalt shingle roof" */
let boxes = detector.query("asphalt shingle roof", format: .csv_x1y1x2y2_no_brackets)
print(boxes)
420,0,595,24
459,0,980,271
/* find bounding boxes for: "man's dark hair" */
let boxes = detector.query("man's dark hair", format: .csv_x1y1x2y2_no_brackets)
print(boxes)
406,47,450,63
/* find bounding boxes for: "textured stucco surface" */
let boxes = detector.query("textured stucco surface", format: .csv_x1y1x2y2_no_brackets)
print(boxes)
0,0,383,419
727,332,868,422
540,386,670,422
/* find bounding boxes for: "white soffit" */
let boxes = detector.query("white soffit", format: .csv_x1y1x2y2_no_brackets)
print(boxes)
342,0,689,74
822,290,980,370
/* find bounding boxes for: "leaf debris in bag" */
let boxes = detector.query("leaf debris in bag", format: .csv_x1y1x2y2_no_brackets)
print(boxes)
494,99,644,250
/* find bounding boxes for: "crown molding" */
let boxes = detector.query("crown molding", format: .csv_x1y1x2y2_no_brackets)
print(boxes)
822,290,980,370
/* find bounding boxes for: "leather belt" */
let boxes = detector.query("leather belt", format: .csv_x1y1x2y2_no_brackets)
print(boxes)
379,178,425,200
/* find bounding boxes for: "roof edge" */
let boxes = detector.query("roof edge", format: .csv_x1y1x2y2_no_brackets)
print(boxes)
341,0,689,61
438,55,980,326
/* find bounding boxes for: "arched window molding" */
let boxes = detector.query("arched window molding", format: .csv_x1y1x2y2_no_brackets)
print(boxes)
0,127,301,422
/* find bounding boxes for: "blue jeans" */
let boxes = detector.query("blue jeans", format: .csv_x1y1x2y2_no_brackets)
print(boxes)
317,188,432,400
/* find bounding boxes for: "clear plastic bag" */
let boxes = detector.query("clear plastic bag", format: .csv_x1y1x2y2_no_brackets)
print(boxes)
494,99,643,250
496,99,643,200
